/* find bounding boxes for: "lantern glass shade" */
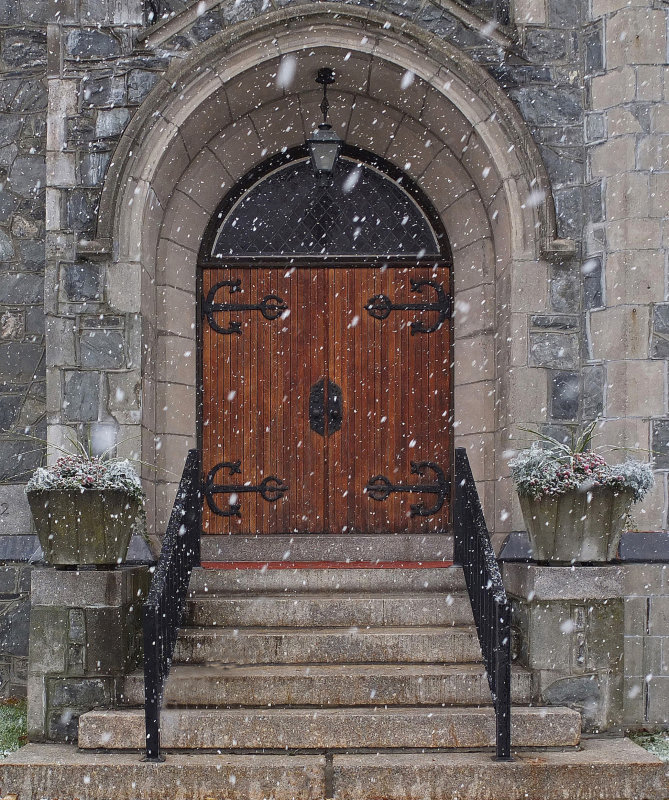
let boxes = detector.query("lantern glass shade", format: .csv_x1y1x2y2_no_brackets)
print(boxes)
306,123,342,177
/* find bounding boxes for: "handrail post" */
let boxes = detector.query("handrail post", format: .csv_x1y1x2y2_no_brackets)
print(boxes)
141,449,202,763
142,604,165,762
454,447,513,762
494,599,512,761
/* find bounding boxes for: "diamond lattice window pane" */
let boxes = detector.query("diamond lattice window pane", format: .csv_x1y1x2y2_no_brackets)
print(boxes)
212,158,439,257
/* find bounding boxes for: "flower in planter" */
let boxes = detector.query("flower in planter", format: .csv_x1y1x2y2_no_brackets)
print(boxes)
26,453,145,505
509,423,654,503
24,437,147,567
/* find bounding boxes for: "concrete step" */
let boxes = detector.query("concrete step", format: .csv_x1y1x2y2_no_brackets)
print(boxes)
78,706,581,750
199,533,454,564
331,739,667,800
174,625,481,665
122,662,532,707
185,592,473,627
2,739,665,800
189,564,466,594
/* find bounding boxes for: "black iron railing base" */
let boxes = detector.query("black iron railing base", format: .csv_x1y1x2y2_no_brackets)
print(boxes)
142,449,201,763
454,447,513,762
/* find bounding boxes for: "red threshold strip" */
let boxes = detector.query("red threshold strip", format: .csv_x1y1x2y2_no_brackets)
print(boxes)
201,560,455,570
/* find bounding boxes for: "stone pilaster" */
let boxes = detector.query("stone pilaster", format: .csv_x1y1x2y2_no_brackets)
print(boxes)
27,565,148,742
503,563,625,733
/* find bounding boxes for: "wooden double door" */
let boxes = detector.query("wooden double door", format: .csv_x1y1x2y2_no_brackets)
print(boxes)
200,263,453,536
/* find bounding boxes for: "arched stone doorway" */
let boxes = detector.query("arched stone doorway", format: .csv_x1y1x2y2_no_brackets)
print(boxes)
197,147,453,559
93,6,559,549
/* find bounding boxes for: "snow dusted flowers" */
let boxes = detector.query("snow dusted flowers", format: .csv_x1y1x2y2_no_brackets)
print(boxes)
509,423,654,502
26,453,144,504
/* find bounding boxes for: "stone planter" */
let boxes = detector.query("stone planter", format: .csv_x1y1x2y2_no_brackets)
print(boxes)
519,486,635,564
27,489,140,567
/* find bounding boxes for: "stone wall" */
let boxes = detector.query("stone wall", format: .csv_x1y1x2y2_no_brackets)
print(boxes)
584,0,669,530
0,1,47,528
0,0,48,696
28,566,148,742
623,564,669,728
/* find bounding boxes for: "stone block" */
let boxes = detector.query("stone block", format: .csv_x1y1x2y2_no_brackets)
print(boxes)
636,135,669,171
508,367,548,422
591,67,636,109
607,250,664,306
606,9,667,69
106,262,140,314
648,596,669,636
511,85,582,126
0,271,42,303
62,262,102,302
79,328,126,369
128,69,160,105
503,565,625,601
590,306,650,361
524,29,567,61
605,173,649,221
651,420,669,469
582,364,605,419
65,188,99,233
66,29,121,60
529,332,579,369
606,360,665,417
29,606,67,674
62,370,99,422
9,155,45,198
590,137,636,177
0,341,44,382
624,636,643,676
81,74,126,108
0,395,21,432
646,677,669,724
79,151,111,187
95,108,130,138
550,371,579,419
549,262,580,312
0,484,33,538
0,595,29,656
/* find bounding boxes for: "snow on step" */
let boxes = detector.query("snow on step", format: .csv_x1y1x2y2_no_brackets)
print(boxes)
79,706,581,750
174,625,481,665
185,592,473,627
1,739,664,800
122,663,532,707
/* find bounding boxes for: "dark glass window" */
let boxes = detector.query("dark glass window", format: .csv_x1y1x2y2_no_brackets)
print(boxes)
212,157,439,257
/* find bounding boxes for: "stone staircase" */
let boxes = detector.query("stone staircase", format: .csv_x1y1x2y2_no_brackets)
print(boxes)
3,565,665,800
78,565,579,751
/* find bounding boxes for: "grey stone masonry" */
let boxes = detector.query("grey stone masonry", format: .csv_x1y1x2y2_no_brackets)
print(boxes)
622,564,669,729
0,562,32,698
0,0,47,526
27,566,148,742
503,564,624,733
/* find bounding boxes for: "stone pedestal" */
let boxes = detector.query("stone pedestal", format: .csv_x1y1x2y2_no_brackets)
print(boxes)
502,564,625,733
27,566,148,742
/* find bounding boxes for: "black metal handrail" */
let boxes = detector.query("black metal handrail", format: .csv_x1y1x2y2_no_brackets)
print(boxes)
454,447,512,761
143,449,201,761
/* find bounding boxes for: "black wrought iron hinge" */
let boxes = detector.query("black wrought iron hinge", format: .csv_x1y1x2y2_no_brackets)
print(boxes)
365,461,449,517
365,279,450,334
204,460,288,517
203,279,287,335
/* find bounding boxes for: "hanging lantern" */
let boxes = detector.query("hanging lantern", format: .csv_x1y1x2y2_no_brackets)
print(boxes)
306,67,342,179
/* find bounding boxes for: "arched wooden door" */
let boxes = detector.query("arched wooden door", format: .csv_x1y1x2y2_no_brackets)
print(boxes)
198,151,453,540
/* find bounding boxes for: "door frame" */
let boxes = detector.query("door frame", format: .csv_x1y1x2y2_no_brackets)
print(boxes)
196,145,455,544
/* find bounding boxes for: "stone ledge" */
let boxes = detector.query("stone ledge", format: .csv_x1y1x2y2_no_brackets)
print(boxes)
502,563,624,600
0,739,664,800
31,565,147,608
333,738,666,800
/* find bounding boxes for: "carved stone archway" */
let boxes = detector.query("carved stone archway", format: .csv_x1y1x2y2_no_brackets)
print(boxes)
93,6,560,541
